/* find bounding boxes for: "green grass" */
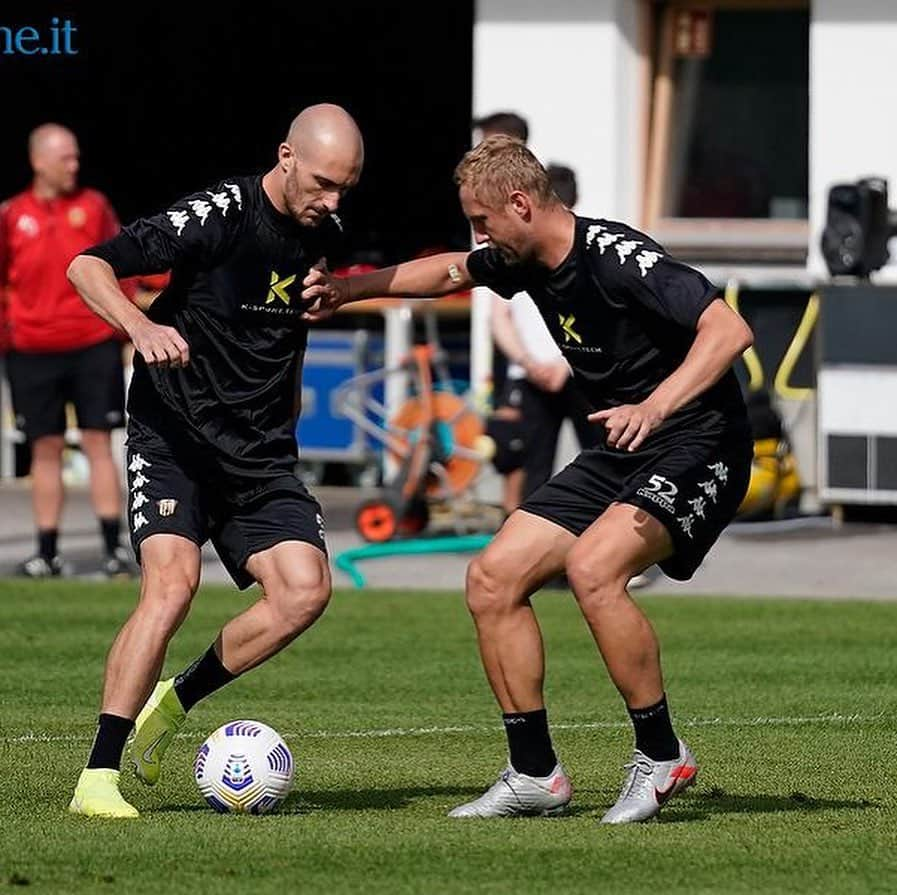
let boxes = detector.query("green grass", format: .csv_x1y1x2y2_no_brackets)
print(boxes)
1,581,896,894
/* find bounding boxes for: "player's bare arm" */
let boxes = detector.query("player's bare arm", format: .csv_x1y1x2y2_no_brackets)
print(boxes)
67,254,189,367
300,251,473,321
590,298,753,452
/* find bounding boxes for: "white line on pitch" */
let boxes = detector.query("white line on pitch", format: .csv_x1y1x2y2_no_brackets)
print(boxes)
0,711,888,746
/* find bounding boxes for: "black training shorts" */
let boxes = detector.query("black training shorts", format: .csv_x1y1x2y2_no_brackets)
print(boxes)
125,420,326,589
520,424,752,580
7,339,125,440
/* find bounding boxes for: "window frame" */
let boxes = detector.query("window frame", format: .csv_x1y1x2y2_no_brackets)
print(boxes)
641,0,811,262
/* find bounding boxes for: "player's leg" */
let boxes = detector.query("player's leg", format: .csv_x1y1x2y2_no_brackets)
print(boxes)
156,492,329,731
220,540,331,672
71,339,132,576
70,533,202,816
82,431,208,798
27,434,66,573
449,510,575,817
565,504,692,824
80,429,134,576
7,349,68,576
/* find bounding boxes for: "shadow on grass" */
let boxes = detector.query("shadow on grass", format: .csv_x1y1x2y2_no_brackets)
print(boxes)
152,786,603,817
295,786,483,812
153,785,474,814
663,787,880,822
150,786,878,819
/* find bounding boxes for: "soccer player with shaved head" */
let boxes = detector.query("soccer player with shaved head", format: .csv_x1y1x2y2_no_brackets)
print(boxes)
66,104,364,817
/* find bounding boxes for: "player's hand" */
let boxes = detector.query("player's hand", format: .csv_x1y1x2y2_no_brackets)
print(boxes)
128,318,190,368
526,359,570,393
589,400,665,452
301,258,349,322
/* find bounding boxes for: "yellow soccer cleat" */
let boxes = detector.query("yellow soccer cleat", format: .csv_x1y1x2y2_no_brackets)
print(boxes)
128,678,187,786
68,768,139,818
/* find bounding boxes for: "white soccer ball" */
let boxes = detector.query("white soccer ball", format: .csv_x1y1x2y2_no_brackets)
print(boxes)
194,720,294,814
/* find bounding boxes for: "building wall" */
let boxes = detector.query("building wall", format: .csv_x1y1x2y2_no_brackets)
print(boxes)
473,0,643,222
473,0,897,497
809,0,897,283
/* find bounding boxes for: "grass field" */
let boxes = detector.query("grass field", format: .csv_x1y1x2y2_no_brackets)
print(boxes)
1,580,896,894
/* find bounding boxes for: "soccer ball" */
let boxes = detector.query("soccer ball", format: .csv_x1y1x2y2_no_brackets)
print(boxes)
194,720,294,814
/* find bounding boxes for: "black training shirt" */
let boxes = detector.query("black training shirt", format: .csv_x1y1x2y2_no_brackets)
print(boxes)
467,215,748,436
83,175,341,501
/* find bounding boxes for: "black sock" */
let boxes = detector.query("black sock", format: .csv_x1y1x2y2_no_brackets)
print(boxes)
628,694,680,760
174,643,237,712
99,517,121,556
503,708,557,777
86,713,134,770
37,528,58,560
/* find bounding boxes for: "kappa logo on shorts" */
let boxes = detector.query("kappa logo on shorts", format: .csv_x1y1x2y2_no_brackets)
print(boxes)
708,461,729,484
133,512,149,532
132,492,148,510
687,496,707,519
131,472,149,490
697,479,719,503
158,499,178,517
636,474,679,514
129,453,152,473
677,457,731,539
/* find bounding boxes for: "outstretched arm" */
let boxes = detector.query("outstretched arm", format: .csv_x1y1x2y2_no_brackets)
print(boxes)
301,252,473,321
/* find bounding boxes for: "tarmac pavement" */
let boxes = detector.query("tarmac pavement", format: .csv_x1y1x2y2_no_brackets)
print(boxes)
0,481,895,599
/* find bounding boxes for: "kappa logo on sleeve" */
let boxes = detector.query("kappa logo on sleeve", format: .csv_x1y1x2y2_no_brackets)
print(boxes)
165,184,242,237
206,190,232,216
224,182,242,210
187,199,212,226
586,222,665,277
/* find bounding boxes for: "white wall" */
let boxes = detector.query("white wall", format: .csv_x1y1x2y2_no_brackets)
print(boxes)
810,0,897,282
474,0,643,222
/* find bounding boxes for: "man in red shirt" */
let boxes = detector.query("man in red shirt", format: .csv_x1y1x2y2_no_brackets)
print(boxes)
0,123,135,577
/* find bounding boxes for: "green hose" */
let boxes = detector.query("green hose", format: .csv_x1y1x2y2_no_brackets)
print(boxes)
334,534,493,588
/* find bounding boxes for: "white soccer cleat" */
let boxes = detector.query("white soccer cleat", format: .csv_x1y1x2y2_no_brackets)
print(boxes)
448,764,572,818
600,739,697,824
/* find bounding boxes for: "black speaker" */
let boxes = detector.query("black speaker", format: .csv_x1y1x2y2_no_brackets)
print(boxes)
820,177,897,277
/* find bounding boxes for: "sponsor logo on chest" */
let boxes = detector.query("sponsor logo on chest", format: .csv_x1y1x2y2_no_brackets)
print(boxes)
556,313,603,355
240,269,305,317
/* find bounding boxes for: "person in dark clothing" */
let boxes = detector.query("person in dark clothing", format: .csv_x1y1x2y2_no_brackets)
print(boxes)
65,103,364,818
301,135,754,825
